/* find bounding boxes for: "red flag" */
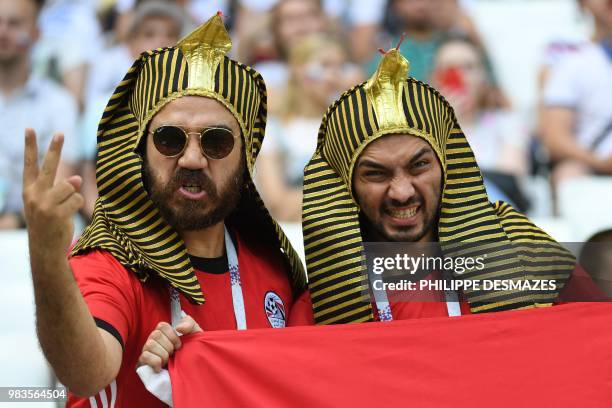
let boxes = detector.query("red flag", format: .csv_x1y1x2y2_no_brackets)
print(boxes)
169,303,612,407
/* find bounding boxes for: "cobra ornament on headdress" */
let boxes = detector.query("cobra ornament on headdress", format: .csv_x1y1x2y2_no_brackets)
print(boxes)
302,44,573,324
71,13,306,304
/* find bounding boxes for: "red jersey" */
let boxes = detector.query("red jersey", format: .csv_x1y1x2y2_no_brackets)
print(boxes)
66,230,313,407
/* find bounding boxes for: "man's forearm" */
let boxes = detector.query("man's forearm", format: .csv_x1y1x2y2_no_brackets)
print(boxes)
541,107,600,167
22,131,119,395
545,133,596,165
31,253,117,395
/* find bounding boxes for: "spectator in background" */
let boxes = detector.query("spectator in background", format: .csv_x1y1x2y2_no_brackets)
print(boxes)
533,39,586,177
430,0,480,46
367,0,509,108
303,0,387,64
85,1,185,110
256,35,361,221
34,0,102,110
237,0,387,63
80,1,185,220
0,0,78,229
114,0,226,36
366,0,443,82
541,0,612,188
252,0,328,111
579,228,612,298
431,36,530,211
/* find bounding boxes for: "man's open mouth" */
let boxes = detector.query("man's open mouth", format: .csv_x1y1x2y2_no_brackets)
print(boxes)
182,184,203,193
386,206,418,219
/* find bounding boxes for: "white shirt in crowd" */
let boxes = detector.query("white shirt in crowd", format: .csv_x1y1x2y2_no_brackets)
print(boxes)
543,43,612,157
34,0,102,75
258,117,320,188
0,74,79,213
462,110,528,174
80,45,135,160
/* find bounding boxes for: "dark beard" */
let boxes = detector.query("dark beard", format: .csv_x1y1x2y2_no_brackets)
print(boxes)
143,159,245,232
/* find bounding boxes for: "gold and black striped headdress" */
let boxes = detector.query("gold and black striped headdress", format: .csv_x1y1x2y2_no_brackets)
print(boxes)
303,47,573,324
71,13,306,304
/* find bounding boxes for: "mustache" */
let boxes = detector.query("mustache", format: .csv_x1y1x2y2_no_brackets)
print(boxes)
170,168,218,198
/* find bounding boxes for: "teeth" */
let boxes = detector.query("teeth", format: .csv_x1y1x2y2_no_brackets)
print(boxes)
388,207,417,218
184,186,201,193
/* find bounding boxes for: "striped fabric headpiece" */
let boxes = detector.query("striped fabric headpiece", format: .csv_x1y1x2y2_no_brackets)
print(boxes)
303,47,573,324
71,13,306,304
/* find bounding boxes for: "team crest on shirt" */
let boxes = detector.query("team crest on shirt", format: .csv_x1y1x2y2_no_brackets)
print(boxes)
264,291,286,328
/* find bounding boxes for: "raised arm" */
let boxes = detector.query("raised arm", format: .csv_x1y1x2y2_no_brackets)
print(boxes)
22,129,122,396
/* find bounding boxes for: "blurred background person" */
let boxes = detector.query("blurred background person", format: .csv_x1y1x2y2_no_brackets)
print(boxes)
33,0,101,110
366,0,443,82
237,0,387,64
579,228,612,298
79,0,185,220
256,35,362,222
366,0,508,107
344,0,387,64
113,0,230,38
250,0,329,111
533,39,586,178
431,36,530,211
85,1,185,111
431,0,480,42
540,0,612,189
0,0,79,229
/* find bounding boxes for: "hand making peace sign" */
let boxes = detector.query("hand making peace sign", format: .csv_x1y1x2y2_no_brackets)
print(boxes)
22,129,84,256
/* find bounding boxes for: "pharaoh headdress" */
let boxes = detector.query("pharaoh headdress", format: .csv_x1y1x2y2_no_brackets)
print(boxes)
302,47,573,324
71,14,306,304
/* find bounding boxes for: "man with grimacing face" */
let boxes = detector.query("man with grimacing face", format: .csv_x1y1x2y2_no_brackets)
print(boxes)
302,45,600,325
22,14,311,407
353,134,443,244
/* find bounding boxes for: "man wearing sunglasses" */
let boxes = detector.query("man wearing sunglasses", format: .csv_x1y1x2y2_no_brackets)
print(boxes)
22,14,311,407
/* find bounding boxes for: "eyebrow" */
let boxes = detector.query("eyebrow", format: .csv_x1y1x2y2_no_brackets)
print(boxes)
408,146,433,165
357,160,388,170
210,124,233,132
357,146,433,170
150,123,235,133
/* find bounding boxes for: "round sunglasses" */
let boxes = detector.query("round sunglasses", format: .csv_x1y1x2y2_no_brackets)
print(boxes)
150,125,237,160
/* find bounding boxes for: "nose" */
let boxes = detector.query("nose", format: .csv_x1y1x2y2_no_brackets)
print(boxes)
387,175,416,205
177,134,209,170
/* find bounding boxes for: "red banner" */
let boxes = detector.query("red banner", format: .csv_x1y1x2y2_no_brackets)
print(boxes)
169,303,612,407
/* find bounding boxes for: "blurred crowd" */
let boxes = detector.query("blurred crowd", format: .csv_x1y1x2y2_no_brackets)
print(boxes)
0,0,611,240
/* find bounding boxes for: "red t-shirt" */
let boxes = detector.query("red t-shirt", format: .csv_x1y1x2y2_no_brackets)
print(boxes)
66,231,313,407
